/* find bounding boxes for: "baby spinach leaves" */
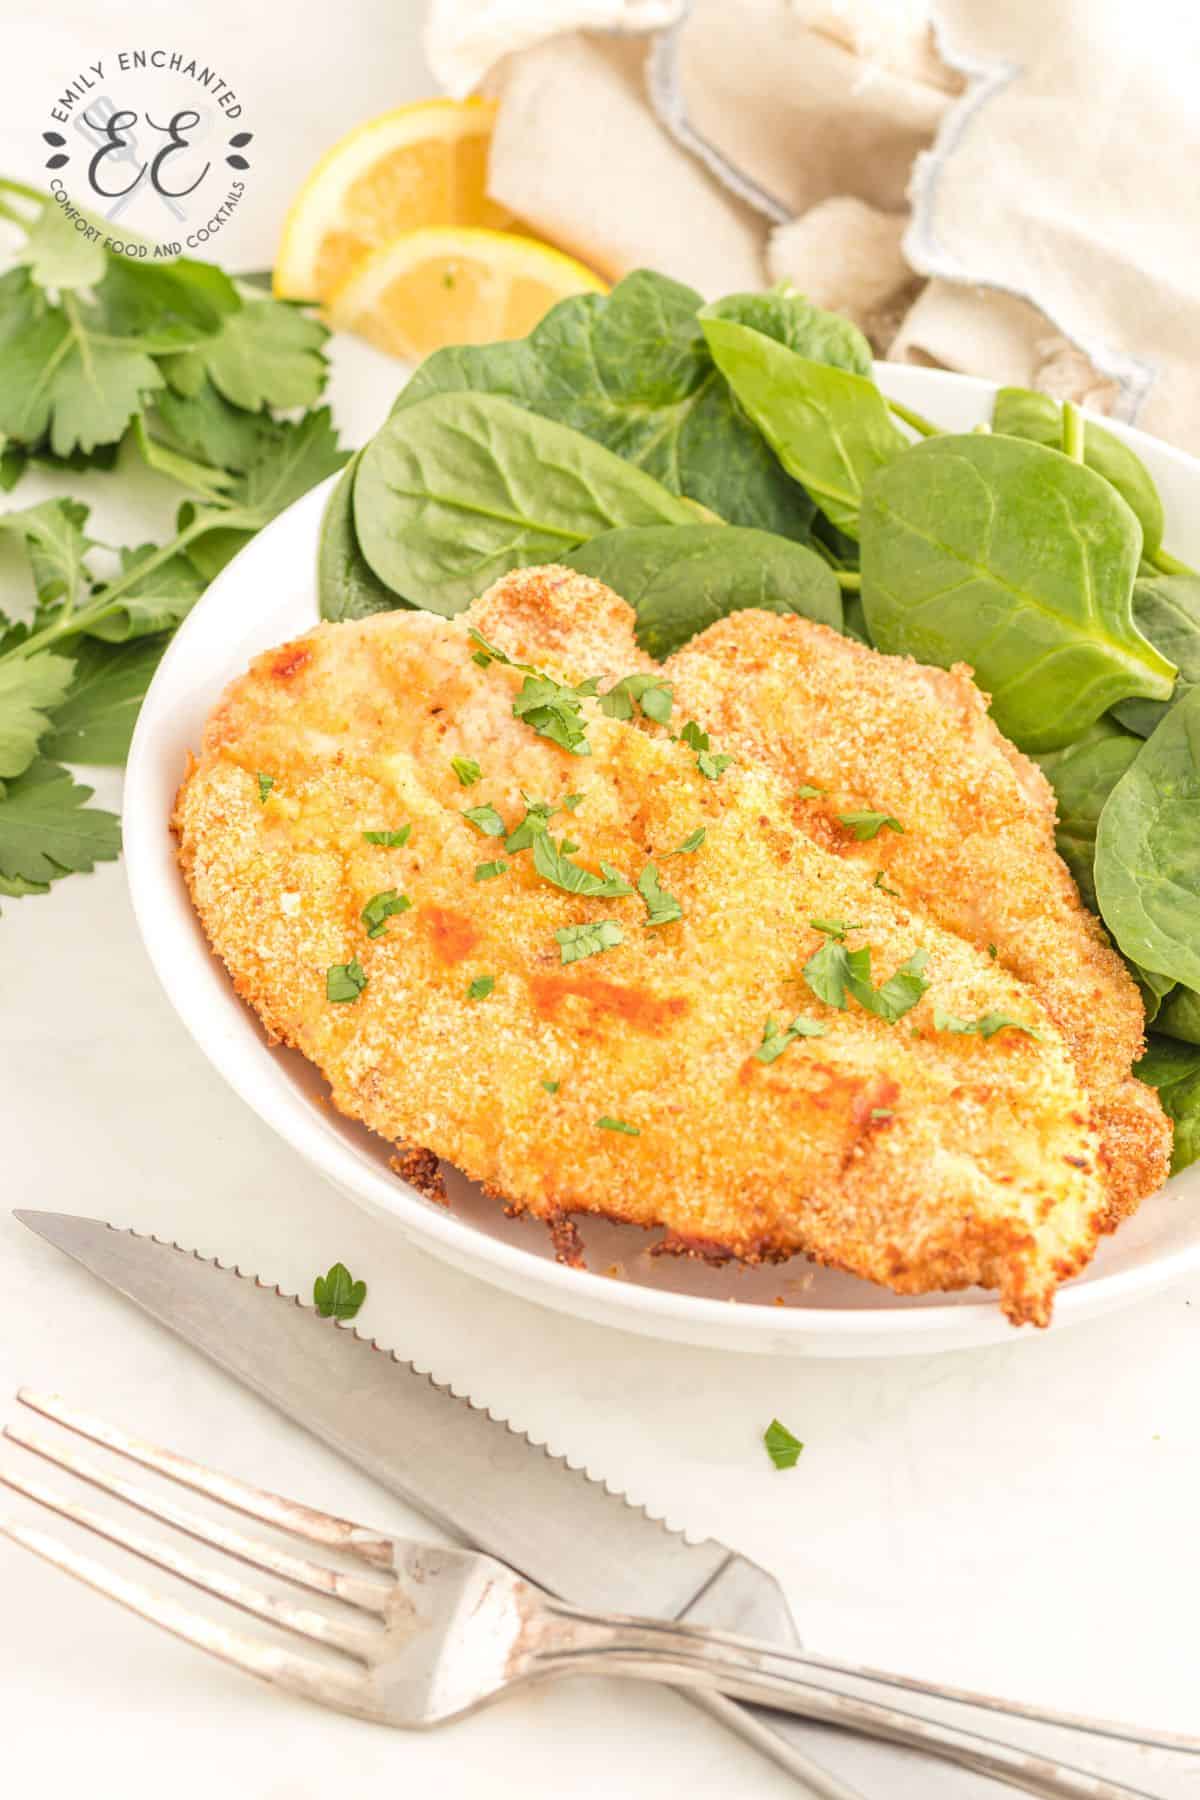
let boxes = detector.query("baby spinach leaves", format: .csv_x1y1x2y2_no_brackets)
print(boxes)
566,523,841,656
698,311,908,537
860,434,1174,751
353,392,695,616
1035,719,1142,910
318,454,407,623
1095,687,1200,991
1111,575,1200,737
1135,1036,1200,1173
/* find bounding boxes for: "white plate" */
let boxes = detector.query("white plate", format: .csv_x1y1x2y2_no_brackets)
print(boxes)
124,363,1200,1356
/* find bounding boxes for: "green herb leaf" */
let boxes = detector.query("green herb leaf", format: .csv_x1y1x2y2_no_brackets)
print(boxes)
838,810,903,840
666,828,706,855
532,831,633,898
803,939,929,1022
755,1014,828,1063
326,960,367,1003
696,750,732,781
933,1008,1037,1040
256,772,274,803
511,670,592,755
504,799,558,852
451,756,482,786
0,497,94,621
474,859,508,881
463,804,506,837
860,434,1174,752
0,757,120,891
44,635,167,765
195,299,329,412
680,720,709,751
0,651,75,780
596,1116,640,1135
312,1261,367,1321
637,862,682,927
763,1418,804,1470
363,825,411,847
468,974,495,1000
873,870,901,897
596,671,675,725
796,783,825,799
556,919,623,963
353,391,695,617
361,888,411,937
809,918,859,942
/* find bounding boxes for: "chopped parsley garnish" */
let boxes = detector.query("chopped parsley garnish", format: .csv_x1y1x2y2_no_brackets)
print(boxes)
795,783,825,800
463,804,505,837
838,810,904,840
505,797,557,852
562,792,584,810
637,862,682,927
451,756,482,787
680,720,709,751
763,1419,804,1471
326,960,367,1003
755,1014,828,1063
596,1116,640,1136
467,975,495,1000
474,859,508,881
933,1009,1038,1040
561,838,580,854
697,749,733,781
556,920,623,964
364,825,411,848
532,831,633,898
803,941,929,1023
810,917,860,942
873,870,900,896
542,1079,560,1094
666,827,706,855
361,888,411,937
600,672,674,724
869,1107,894,1121
256,772,274,803
987,943,999,959
512,672,594,755
312,1261,366,1321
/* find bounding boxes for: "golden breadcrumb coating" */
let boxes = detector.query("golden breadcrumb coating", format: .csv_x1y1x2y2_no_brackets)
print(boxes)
173,564,1170,1326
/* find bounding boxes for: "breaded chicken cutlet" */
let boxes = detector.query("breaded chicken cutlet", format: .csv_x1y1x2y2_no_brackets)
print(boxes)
175,567,1171,1326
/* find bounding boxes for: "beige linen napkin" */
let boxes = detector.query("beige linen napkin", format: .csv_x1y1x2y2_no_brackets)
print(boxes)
427,0,1200,447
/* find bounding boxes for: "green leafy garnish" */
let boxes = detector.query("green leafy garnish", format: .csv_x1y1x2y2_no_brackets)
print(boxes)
542,1078,561,1094
838,810,903,840
697,750,732,781
987,942,998,959
256,772,274,803
599,671,674,724
796,783,825,800
803,940,929,1023
361,889,411,937
680,720,709,751
810,918,860,942
364,825,411,847
873,870,901,897
467,974,495,1000
556,920,624,963
511,671,594,755
763,1418,804,1471
596,1116,640,1135
933,1009,1037,1040
463,804,506,837
312,1261,367,1321
474,859,508,881
666,828,706,855
451,756,481,787
0,759,120,901
636,861,683,927
532,831,633,898
326,960,368,1003
755,1014,828,1063
505,797,559,852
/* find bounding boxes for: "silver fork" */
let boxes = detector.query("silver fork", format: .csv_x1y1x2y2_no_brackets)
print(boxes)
1,1390,1193,1800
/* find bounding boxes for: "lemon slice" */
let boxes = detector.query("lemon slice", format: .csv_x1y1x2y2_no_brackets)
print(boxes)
274,98,513,303
325,227,608,361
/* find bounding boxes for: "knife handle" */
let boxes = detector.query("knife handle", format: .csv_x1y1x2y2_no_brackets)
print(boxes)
533,1607,1169,1800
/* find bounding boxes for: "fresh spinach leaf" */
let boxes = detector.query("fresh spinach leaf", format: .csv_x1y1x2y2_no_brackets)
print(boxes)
393,270,815,541
565,524,841,656
860,434,1174,751
1155,985,1200,1046
698,311,908,537
1135,1034,1200,1173
704,286,873,374
318,453,407,622
1111,575,1200,737
1035,719,1142,909
1095,686,1200,990
992,386,1164,559
354,392,695,617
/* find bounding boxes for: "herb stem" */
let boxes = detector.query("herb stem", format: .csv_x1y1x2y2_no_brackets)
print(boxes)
887,398,941,439
836,571,861,591
1149,546,1199,578
1061,401,1086,462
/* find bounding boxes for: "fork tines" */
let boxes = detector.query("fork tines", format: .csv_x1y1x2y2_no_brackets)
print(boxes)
0,1389,397,1718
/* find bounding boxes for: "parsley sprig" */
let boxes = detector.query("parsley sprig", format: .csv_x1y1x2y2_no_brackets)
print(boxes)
803,937,930,1023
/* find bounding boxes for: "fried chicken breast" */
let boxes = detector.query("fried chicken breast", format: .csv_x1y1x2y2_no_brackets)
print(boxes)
175,568,1167,1327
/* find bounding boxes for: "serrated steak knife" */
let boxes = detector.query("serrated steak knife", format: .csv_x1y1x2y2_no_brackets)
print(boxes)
13,1211,869,1799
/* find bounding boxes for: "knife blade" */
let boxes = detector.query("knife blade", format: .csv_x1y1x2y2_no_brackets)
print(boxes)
13,1210,868,1800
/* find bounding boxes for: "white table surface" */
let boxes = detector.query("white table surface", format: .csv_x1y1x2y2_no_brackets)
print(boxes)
3,5,1200,1796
